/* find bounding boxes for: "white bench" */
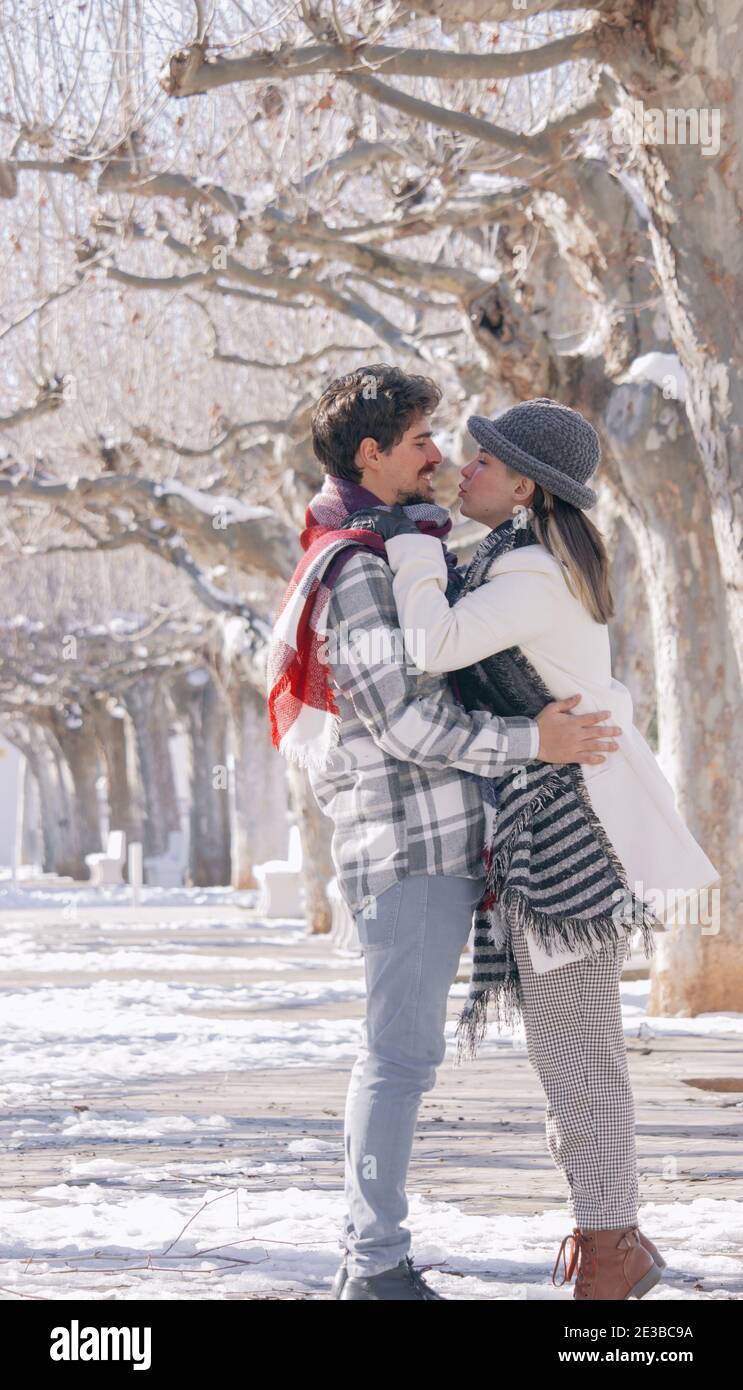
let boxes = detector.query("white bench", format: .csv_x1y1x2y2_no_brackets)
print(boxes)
254,825,304,918
85,830,127,886
144,830,186,888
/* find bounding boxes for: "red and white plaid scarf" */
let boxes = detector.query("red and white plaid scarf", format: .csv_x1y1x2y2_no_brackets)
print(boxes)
267,475,456,768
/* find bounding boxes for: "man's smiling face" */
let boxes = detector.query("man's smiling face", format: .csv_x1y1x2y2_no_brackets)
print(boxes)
356,412,443,505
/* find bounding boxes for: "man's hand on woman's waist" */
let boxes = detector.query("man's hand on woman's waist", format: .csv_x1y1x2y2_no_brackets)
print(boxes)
536,694,621,765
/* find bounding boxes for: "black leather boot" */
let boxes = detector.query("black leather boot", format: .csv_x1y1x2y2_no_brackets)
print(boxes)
339,1255,446,1300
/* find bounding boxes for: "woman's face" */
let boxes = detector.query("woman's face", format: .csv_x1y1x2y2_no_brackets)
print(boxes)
458,446,535,527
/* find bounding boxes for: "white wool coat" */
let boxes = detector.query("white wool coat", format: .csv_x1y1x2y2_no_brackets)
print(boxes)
385,532,719,972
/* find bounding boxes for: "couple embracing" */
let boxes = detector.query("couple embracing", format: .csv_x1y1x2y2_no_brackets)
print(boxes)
267,364,718,1302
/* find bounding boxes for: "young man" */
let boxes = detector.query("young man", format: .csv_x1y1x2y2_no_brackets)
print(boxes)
267,365,621,1301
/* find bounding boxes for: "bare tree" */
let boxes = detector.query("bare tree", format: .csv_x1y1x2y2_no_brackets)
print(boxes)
0,2,739,992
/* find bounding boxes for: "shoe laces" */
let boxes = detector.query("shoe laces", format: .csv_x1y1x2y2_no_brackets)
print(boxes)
405,1255,434,1299
551,1228,595,1288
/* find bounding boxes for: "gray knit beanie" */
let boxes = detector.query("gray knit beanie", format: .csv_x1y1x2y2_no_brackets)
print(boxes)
466,397,601,509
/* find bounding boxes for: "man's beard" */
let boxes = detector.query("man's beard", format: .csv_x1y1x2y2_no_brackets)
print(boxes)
397,472,437,506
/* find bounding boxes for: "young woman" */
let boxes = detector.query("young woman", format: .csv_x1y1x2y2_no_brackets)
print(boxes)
343,397,719,1300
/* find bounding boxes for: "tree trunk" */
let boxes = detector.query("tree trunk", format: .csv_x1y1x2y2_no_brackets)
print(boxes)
597,496,657,739
225,680,291,888
286,762,334,935
48,715,103,868
16,754,42,870
171,669,232,887
605,382,743,1012
613,1,743,682
9,723,84,877
89,700,143,852
122,677,181,864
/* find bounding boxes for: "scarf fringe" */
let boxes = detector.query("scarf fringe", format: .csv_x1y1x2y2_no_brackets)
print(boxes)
500,886,657,961
454,884,658,1066
482,764,661,967
279,712,343,771
453,966,524,1067
571,771,661,959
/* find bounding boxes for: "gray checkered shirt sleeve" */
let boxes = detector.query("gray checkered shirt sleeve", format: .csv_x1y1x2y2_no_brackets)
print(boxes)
325,550,539,772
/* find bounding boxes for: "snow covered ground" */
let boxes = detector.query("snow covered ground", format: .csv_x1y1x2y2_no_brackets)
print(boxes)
1,883,742,1300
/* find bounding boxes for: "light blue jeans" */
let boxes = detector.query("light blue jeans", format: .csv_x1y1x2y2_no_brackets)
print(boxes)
340,873,484,1278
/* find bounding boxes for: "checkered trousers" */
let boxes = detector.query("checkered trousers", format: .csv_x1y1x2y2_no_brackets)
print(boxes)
509,918,639,1228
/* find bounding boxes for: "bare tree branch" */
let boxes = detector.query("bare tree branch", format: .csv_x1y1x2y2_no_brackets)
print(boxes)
0,470,299,582
0,377,67,428
159,32,600,97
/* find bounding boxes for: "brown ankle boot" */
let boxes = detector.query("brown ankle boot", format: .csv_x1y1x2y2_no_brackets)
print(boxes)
639,1229,666,1268
552,1225,663,1300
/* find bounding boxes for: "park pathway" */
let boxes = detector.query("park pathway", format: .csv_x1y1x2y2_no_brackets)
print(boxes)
1,893,742,1299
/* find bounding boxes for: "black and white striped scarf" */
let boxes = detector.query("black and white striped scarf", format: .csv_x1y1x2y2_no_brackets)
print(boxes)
446,516,659,1064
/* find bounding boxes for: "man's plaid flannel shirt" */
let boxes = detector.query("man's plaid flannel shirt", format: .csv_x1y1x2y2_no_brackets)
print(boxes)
307,549,539,916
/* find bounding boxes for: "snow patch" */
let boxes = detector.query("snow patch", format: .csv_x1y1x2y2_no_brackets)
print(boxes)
622,352,687,402
159,479,274,525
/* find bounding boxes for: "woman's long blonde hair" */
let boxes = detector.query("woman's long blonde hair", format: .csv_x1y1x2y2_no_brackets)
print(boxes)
527,482,614,624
